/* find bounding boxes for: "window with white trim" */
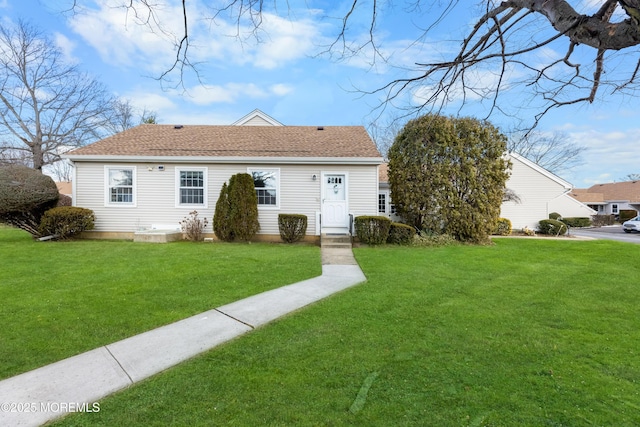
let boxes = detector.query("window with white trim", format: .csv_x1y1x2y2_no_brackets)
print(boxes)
176,168,207,207
106,167,135,206
612,204,619,214
249,169,279,207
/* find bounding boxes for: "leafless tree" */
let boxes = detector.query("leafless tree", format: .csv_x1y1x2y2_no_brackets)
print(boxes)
69,1,640,128
508,130,586,175
0,20,115,171
619,173,640,181
105,99,159,134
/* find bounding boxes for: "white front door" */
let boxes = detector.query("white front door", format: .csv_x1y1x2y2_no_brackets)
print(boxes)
322,174,349,230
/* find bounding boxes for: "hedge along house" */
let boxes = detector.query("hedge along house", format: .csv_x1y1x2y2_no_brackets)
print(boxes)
64,110,384,241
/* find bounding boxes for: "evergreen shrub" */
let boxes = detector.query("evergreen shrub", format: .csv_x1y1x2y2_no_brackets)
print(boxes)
213,182,234,241
228,173,260,241
538,219,567,236
387,222,414,244
561,217,591,228
278,214,308,243
493,218,512,235
620,210,638,222
354,216,392,245
39,206,95,239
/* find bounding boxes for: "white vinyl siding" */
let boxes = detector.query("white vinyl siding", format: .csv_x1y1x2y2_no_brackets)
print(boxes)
75,162,380,236
499,155,570,230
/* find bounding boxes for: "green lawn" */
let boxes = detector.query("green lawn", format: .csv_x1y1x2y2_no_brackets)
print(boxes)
53,238,640,426
0,226,320,380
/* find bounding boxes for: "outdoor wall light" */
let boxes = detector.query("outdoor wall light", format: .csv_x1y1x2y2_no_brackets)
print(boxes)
147,166,153,171
312,174,317,181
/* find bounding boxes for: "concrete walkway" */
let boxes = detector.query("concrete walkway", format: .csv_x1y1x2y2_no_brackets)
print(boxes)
0,240,365,427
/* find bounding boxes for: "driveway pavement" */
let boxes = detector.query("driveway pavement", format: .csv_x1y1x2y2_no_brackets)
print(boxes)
570,225,640,244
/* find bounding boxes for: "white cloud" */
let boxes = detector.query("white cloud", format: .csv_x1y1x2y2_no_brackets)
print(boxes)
68,0,188,70
68,2,323,74
185,82,292,105
270,83,293,96
54,33,78,64
564,128,640,186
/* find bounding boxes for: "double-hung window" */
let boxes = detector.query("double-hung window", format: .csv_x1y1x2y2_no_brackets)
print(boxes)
106,167,136,206
249,168,279,208
176,168,207,207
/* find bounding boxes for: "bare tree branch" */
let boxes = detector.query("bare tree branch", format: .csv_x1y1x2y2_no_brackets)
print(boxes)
65,1,640,128
0,20,115,170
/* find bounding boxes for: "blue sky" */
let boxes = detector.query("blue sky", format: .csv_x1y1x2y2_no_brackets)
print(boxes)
2,0,639,187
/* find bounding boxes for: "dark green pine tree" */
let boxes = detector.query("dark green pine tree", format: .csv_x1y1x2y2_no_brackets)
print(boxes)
228,173,260,241
213,181,234,241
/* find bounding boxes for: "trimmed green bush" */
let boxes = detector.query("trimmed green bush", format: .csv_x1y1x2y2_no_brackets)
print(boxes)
278,214,307,243
39,206,95,239
549,212,562,220
592,214,615,226
354,216,392,245
561,217,591,228
538,219,567,236
0,165,59,236
493,218,512,235
387,222,415,245
412,230,459,247
620,210,638,222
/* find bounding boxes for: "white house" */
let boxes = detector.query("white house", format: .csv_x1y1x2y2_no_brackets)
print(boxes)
500,152,595,229
378,152,595,230
65,110,384,241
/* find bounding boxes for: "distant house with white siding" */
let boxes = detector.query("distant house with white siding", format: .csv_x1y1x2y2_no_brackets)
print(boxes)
65,110,384,241
378,152,595,230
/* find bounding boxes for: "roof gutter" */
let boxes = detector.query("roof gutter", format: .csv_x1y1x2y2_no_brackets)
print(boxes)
62,154,385,165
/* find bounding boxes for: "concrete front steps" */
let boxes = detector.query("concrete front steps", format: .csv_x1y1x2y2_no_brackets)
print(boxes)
320,233,357,265
321,233,352,249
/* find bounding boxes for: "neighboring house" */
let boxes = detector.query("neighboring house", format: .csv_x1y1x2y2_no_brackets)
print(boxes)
378,152,595,230
569,181,640,217
502,152,595,229
64,110,384,240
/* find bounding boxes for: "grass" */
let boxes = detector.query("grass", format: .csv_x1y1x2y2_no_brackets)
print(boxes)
0,226,320,380
52,238,640,426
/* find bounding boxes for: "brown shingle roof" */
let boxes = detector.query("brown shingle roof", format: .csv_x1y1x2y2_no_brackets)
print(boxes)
572,181,640,203
378,163,388,183
68,124,382,159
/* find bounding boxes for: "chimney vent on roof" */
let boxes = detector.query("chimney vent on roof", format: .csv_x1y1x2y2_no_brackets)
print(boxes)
174,125,184,129
317,126,324,130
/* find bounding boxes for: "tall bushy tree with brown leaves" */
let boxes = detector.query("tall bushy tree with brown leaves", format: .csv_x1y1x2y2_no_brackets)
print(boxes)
388,115,510,244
